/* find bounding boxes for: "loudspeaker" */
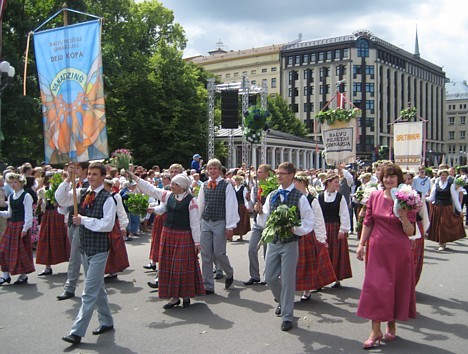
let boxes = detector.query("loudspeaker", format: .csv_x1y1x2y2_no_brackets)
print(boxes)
221,90,239,129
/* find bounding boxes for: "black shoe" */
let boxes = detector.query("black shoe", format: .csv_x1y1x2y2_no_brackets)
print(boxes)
104,274,118,281
205,290,215,295
300,294,311,302
92,325,114,335
331,281,341,289
143,263,156,270
57,291,75,301
38,269,53,276
225,276,234,289
147,280,159,289
214,273,224,280
243,278,261,285
260,281,267,285
281,321,293,331
62,334,81,345
0,276,11,285
14,276,28,285
163,299,181,309
275,305,281,316
183,298,191,308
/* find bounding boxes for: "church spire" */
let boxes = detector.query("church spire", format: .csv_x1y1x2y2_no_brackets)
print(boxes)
414,25,420,59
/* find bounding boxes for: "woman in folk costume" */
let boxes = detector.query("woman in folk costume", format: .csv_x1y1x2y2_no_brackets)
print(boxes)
103,177,130,280
232,175,251,242
318,172,352,288
24,176,40,247
0,173,35,285
404,170,430,285
293,173,336,301
35,173,70,276
356,163,417,349
426,168,465,251
131,172,205,308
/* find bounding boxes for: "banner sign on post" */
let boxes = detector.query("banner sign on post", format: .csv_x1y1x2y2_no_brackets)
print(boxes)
34,20,108,163
393,121,423,171
321,119,357,166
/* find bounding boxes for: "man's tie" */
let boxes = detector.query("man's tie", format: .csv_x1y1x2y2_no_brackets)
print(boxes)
208,180,217,190
82,191,96,209
271,189,289,204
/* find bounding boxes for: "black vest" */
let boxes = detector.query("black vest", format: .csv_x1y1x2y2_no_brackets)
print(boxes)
235,185,245,205
270,188,302,243
164,193,193,230
434,180,453,206
202,179,229,221
9,191,26,222
319,192,343,224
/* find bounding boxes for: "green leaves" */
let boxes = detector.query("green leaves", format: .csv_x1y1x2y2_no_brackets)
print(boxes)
400,107,417,120
44,173,64,204
259,175,279,198
315,108,360,125
261,204,301,244
124,193,149,217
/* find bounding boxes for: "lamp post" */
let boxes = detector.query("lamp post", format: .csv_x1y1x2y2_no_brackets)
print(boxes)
0,60,15,155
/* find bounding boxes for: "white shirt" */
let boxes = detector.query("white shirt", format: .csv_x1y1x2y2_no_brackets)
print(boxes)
136,178,201,244
323,190,351,233
257,184,314,236
197,177,240,230
427,180,462,213
55,181,116,232
113,192,129,230
310,197,327,243
0,189,33,232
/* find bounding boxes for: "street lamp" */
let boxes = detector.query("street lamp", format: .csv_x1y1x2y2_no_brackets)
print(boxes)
0,60,15,147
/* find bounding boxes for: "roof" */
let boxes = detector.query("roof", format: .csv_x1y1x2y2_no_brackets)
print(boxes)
189,43,285,64
446,81,468,100
216,128,317,145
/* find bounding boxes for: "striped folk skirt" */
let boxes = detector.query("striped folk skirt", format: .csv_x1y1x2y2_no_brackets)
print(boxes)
326,222,352,281
233,204,251,236
0,221,35,275
35,208,70,265
296,232,337,291
158,227,205,299
150,213,166,262
106,220,130,274
427,204,465,244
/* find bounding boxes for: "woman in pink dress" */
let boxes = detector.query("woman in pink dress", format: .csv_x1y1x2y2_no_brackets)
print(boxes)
356,163,417,349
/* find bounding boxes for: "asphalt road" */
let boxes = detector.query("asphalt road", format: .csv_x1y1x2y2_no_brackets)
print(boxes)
1,229,467,354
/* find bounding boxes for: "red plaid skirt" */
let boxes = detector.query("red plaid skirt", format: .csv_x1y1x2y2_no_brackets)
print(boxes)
427,204,465,244
35,208,70,265
0,221,35,275
326,222,352,281
149,213,166,262
233,204,251,236
296,232,337,291
106,220,130,274
158,227,205,299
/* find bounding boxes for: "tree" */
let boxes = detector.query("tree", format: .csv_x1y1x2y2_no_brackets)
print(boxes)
266,95,307,137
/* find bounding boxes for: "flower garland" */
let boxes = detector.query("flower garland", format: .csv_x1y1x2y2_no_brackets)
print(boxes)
243,106,269,144
400,107,417,120
315,107,360,125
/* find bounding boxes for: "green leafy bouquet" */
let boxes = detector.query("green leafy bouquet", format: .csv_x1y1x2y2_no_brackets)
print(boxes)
315,107,360,125
261,204,301,244
45,173,64,205
125,193,149,217
243,106,269,144
259,175,279,198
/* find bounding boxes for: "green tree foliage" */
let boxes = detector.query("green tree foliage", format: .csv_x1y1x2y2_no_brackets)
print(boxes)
1,0,208,169
266,95,307,137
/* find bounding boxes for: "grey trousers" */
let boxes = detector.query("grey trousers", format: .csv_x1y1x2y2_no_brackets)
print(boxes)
264,241,299,322
201,219,233,291
63,224,81,294
248,223,267,281
70,251,113,337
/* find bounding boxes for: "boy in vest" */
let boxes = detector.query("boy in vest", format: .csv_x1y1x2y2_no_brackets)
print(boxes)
255,162,314,331
58,162,116,345
197,159,239,294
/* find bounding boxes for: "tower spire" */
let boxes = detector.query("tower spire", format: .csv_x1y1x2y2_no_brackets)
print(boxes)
414,25,420,58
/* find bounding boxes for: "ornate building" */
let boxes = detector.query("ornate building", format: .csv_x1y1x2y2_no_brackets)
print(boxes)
445,81,468,166
281,29,446,163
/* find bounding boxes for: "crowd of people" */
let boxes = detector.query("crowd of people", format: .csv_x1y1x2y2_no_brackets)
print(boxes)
0,156,466,348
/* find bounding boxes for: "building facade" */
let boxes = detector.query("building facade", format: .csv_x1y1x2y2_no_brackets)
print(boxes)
281,29,446,163
445,81,468,166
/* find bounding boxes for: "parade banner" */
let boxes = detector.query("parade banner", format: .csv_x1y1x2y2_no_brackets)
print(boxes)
393,121,423,171
321,119,357,166
34,20,108,163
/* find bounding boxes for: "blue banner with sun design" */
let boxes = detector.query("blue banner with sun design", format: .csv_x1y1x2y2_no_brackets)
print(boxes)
34,20,108,163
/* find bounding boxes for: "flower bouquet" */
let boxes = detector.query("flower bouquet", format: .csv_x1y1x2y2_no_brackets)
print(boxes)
110,148,133,171
45,173,64,205
391,183,422,217
124,193,149,217
455,176,468,188
260,204,301,244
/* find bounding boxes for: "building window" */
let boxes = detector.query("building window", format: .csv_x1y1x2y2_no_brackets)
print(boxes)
225,73,231,78
353,82,362,93
319,67,329,79
366,65,375,75
271,78,277,88
303,54,309,64
366,100,375,111
290,104,298,113
461,116,466,124
262,79,267,87
288,56,293,66
261,68,267,73
289,71,298,82
319,85,330,94
334,49,341,60
271,67,277,72
243,71,248,75
326,51,332,61
304,102,315,112
288,88,298,97
318,52,324,62
365,83,374,93
461,131,466,139
234,72,239,77
343,48,349,59
449,116,455,125
251,80,256,85
449,131,455,140
251,70,256,75
310,53,316,63
357,38,370,57
295,55,301,65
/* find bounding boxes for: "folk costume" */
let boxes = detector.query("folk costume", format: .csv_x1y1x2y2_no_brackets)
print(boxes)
232,184,251,240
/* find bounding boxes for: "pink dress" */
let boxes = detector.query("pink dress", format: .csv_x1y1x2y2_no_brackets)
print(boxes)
357,190,417,322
